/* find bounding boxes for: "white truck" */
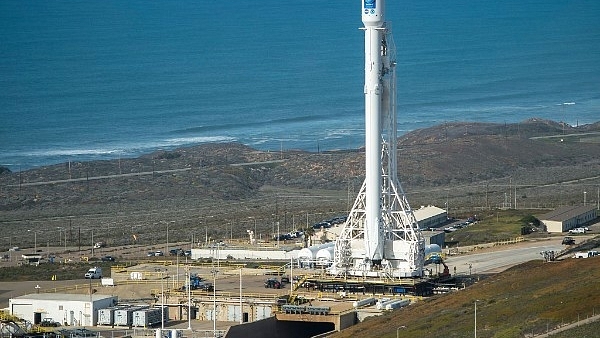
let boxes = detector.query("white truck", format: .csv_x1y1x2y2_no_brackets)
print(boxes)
93,241,106,249
84,267,102,279
574,251,599,258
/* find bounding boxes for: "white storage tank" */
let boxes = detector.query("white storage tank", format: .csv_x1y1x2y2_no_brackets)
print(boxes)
425,244,441,257
315,247,335,267
297,243,334,268
376,298,396,310
352,297,376,308
384,299,410,310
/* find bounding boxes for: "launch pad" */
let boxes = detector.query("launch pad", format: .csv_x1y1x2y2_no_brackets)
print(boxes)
299,275,435,298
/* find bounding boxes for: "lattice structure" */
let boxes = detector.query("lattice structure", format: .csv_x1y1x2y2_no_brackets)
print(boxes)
329,12,424,279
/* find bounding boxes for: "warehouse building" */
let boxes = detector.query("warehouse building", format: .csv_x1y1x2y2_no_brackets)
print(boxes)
413,205,448,230
9,293,118,326
539,205,598,233
308,205,448,244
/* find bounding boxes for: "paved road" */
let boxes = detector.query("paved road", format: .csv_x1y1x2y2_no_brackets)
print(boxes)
8,168,192,187
444,238,565,275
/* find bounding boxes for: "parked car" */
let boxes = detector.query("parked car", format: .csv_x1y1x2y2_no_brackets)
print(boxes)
264,278,282,289
40,318,60,327
169,248,185,256
154,251,164,256
101,255,115,262
93,241,106,249
569,228,586,234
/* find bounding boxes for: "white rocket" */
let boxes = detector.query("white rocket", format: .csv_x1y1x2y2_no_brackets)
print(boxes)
329,0,424,278
362,0,385,263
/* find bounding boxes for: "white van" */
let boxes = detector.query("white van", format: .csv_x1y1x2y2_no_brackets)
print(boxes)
84,267,102,279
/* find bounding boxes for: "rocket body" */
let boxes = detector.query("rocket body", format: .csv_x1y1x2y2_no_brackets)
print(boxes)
362,0,384,262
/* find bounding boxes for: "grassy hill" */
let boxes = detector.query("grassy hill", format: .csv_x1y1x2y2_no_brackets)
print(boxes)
331,255,600,338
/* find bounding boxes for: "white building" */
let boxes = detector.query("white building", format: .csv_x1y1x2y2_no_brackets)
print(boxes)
9,293,118,326
539,205,598,233
191,247,299,260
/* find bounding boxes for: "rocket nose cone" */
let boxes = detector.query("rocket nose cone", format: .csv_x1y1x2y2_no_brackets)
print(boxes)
362,0,384,26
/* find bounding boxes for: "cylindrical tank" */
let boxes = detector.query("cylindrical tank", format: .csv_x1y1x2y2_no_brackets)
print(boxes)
425,244,441,256
297,243,334,267
376,298,395,310
384,299,410,310
352,297,377,308
315,247,335,267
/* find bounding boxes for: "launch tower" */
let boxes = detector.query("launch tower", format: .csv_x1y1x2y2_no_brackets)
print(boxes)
329,0,425,278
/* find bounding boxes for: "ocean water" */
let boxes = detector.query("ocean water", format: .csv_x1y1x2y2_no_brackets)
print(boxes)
1,0,599,171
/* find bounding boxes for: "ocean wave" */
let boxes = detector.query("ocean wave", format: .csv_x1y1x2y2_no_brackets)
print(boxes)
21,135,237,159
164,135,237,145
24,148,126,157
171,113,337,135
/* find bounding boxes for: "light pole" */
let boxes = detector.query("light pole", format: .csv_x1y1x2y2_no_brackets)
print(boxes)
211,247,219,337
213,266,217,337
239,268,243,324
187,267,191,330
396,326,406,338
27,230,37,253
91,229,94,257
474,300,480,338
559,102,575,135
161,272,165,330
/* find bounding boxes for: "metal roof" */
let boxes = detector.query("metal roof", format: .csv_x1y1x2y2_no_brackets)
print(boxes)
11,293,117,302
413,205,447,220
539,205,597,222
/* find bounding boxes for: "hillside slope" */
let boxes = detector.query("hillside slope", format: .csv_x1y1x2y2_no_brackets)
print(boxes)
332,256,600,338
0,119,599,247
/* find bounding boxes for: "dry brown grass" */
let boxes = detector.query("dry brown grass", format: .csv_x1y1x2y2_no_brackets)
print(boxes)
0,119,599,252
331,256,600,338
